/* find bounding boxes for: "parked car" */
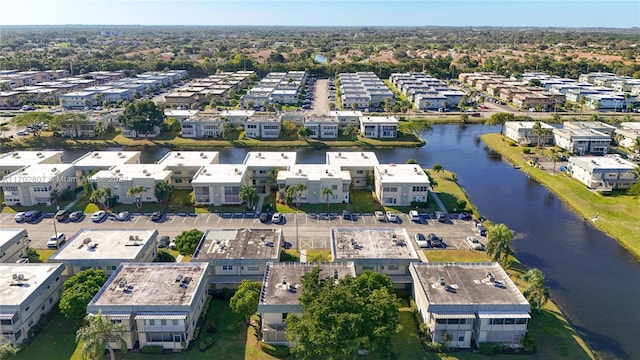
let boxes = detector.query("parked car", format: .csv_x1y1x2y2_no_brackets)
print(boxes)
466,236,484,250
91,210,108,223
15,257,30,263
169,240,177,250
435,211,449,223
342,210,355,221
116,211,131,221
259,212,272,224
428,233,443,248
69,211,84,222
386,211,398,223
271,212,283,224
158,235,170,248
414,233,429,248
47,233,66,249
151,211,165,222
24,210,43,223
409,210,421,222
14,212,26,223
55,209,70,222
477,225,487,237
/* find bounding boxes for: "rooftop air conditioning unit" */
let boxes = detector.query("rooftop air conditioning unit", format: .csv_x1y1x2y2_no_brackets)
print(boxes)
12,153,19,157
51,168,57,172
142,169,148,174
93,152,100,157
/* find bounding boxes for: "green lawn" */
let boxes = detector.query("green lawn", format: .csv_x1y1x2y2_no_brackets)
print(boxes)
13,311,79,360
483,133,640,259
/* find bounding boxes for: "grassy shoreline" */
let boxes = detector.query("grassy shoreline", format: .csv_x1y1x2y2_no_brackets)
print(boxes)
482,133,640,259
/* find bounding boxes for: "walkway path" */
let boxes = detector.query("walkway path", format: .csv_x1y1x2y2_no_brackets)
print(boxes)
62,193,83,212
429,191,448,214
254,192,269,214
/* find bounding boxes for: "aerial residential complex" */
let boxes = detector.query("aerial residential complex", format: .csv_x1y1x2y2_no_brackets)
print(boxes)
338,71,395,110
241,71,307,107
390,73,465,110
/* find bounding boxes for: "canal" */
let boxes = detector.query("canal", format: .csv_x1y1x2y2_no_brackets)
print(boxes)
60,124,638,359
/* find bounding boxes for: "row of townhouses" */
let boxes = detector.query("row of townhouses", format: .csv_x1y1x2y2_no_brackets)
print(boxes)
390,73,465,110
1,226,531,352
163,71,254,108
338,72,395,109
241,71,308,107
0,151,427,208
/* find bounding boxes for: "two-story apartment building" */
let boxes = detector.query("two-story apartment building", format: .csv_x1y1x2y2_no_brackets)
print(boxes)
244,116,282,139
179,115,224,138
192,228,282,290
325,151,379,189
504,121,555,146
243,152,297,193
258,262,356,345
276,165,351,204
59,91,96,109
0,164,76,206
91,164,171,205
553,128,611,155
327,110,363,126
157,151,219,189
568,155,638,190
374,164,430,206
86,262,209,351
410,262,530,349
72,151,141,183
359,116,398,139
303,116,340,139
48,229,158,277
190,165,248,206
0,263,65,346
615,122,640,150
563,121,617,137
0,229,29,264
330,227,420,288
0,151,63,179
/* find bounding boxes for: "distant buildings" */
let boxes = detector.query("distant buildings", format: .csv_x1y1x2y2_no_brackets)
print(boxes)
339,72,394,110
242,71,306,107
391,73,464,110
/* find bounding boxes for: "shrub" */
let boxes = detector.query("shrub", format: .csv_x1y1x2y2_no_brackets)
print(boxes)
522,333,536,353
522,148,532,154
259,342,290,358
478,342,498,354
508,141,517,146
141,345,163,354
424,341,444,352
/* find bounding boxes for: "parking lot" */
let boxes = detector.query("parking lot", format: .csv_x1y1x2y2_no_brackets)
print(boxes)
1,211,487,253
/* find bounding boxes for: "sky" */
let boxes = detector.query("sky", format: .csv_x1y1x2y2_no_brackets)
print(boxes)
1,0,639,28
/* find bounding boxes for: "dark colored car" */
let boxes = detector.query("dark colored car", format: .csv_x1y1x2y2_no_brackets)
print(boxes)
24,210,43,223
55,209,70,222
259,212,272,224
151,211,165,222
428,233,443,248
158,236,170,248
69,211,84,222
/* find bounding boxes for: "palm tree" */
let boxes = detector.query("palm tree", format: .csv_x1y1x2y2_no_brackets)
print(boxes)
550,153,562,175
76,311,127,360
239,185,258,210
342,124,358,140
293,183,306,207
321,187,333,209
486,223,515,265
432,163,444,176
100,187,112,209
579,97,586,115
126,185,146,210
532,120,543,147
0,339,18,359
93,120,107,138
266,168,279,194
522,269,550,313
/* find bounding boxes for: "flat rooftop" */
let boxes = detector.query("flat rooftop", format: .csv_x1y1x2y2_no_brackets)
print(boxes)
1,164,74,184
359,116,399,124
505,121,554,130
277,165,350,182
569,155,637,171
376,164,431,184
620,122,640,131
92,164,171,182
328,110,363,117
193,228,281,260
331,228,419,260
260,262,356,306
0,151,63,167
563,121,616,131
72,151,140,168
411,262,529,305
90,263,208,306
243,152,297,168
326,151,379,167
49,229,157,261
191,164,247,184
218,110,256,117
553,128,610,139
0,263,64,306
0,228,27,250
157,151,219,167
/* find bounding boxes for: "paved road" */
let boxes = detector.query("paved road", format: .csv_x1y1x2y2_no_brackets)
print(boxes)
313,79,330,115
2,211,484,253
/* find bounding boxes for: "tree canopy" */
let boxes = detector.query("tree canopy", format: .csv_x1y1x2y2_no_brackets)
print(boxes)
154,181,173,203
76,311,127,360
522,268,550,312
174,228,204,255
486,112,514,135
285,269,400,359
11,112,53,137
229,279,262,324
118,100,164,135
486,223,515,265
0,339,17,360
59,269,108,321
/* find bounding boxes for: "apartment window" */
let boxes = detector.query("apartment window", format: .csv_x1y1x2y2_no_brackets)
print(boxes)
247,265,259,271
387,264,399,271
331,185,337,190
175,178,183,183
222,265,233,271
382,197,396,204
356,170,364,174
489,318,505,325
383,187,398,192
0,320,11,326
458,333,465,342
148,320,155,326
412,186,428,192
435,319,447,325
282,313,289,322
504,318,515,325
515,318,527,325
161,320,167,326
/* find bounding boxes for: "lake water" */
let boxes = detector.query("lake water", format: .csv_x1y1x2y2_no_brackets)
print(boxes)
59,125,639,359
314,53,327,64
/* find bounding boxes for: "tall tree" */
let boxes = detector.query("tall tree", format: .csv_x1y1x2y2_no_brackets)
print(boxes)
59,269,108,321
11,112,53,137
154,181,173,204
432,163,444,175
118,100,164,137
126,185,146,210
297,126,313,141
286,269,400,359
293,183,306,207
342,123,358,140
522,269,550,313
486,112,514,135
239,185,258,209
51,113,88,139
322,187,333,209
76,311,127,360
486,223,515,265
220,118,233,139
93,120,107,138
229,280,262,324
174,228,204,255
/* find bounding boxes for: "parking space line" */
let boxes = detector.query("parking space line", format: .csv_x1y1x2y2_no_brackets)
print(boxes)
134,216,141,223
181,216,187,224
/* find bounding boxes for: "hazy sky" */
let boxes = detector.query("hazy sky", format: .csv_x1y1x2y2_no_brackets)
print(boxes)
1,0,639,28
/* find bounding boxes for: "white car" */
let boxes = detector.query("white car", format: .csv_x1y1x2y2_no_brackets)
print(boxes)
47,233,66,249
409,210,421,222
91,211,108,223
14,212,26,223
374,211,386,221
466,236,484,250
271,213,283,224
386,211,397,223
414,233,429,248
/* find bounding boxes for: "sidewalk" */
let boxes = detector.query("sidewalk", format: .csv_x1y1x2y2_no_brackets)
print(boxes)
429,192,448,214
254,192,269,214
62,193,83,212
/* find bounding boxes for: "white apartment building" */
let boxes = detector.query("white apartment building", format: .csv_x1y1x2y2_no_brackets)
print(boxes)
325,151,379,189
504,121,555,146
568,156,638,190
615,122,640,150
0,263,65,346
563,121,617,137
72,150,141,181
90,164,172,205
0,164,76,206
191,165,248,206
243,152,297,193
157,151,219,189
192,228,282,289
101,88,134,103
374,164,430,206
179,115,224,138
217,109,256,126
48,229,158,277
276,165,351,204
86,262,209,351
327,110,363,125
244,116,282,139
59,91,96,109
410,262,530,349
359,116,398,139
553,128,611,155
303,116,339,139
331,227,420,288
0,151,63,178
258,262,356,345
0,229,29,264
